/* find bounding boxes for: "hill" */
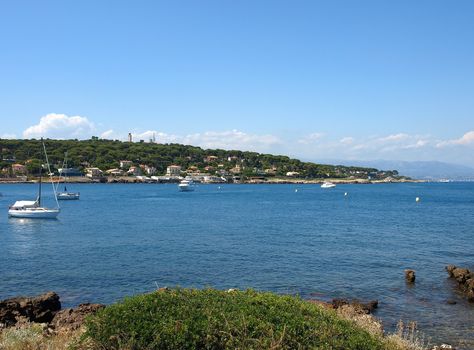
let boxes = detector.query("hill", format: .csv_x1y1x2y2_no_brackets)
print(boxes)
0,138,399,180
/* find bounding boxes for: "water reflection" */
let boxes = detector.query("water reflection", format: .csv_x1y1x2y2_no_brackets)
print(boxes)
6,217,60,256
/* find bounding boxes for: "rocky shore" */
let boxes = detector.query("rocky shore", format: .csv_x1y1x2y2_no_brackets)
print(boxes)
446,265,474,302
0,290,460,350
0,292,104,333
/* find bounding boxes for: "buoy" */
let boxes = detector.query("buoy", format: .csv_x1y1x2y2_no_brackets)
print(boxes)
344,192,348,196
218,186,221,190
295,189,298,193
416,197,420,202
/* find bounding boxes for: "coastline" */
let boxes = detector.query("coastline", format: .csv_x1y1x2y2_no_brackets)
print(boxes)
0,176,424,185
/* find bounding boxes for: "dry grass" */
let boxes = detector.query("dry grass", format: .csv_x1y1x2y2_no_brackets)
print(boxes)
333,304,429,350
0,323,84,350
383,320,429,350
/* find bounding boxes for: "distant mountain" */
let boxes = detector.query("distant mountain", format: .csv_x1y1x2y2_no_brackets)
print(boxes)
315,159,474,180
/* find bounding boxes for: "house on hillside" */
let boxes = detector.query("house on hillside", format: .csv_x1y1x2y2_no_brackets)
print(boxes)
286,171,300,177
106,168,125,176
127,166,141,176
205,155,219,163
230,165,241,174
144,165,156,175
85,167,103,179
166,165,181,176
12,164,27,174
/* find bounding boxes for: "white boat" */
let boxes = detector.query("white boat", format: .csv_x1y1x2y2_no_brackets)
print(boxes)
321,181,336,188
8,140,60,219
8,201,60,218
56,191,80,200
56,152,80,200
178,180,195,192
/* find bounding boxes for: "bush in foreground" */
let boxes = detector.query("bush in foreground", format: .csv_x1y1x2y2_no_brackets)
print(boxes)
84,288,395,350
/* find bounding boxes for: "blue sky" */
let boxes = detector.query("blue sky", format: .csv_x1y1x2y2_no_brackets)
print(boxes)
1,1,474,165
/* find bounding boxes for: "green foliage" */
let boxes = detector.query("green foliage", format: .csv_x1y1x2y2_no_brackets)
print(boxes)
0,138,387,178
84,288,387,350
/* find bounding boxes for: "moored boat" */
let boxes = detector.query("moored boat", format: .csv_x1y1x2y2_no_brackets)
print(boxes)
178,180,195,192
8,140,60,219
56,152,80,200
321,181,336,188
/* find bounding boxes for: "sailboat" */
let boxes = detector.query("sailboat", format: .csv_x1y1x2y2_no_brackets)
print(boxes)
8,140,60,219
56,152,80,200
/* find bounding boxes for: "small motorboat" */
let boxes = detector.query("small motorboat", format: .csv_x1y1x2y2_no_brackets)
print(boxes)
178,180,195,192
321,181,336,188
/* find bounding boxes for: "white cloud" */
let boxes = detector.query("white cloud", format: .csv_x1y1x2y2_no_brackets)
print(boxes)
23,113,95,139
455,131,474,145
437,130,474,148
403,139,429,149
103,129,281,153
132,131,180,144
377,133,409,143
182,130,280,151
297,132,325,144
100,129,118,139
339,137,354,145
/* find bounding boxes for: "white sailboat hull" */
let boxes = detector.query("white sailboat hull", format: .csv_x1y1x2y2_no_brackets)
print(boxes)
8,208,60,219
56,192,80,200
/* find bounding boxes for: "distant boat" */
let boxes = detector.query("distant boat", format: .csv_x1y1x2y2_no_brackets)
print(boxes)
178,180,195,192
321,181,336,188
438,179,451,183
56,152,80,200
8,140,60,219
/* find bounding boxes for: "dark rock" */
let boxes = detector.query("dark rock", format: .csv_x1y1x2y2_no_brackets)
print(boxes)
0,292,60,327
51,303,105,332
405,269,416,283
452,268,470,284
331,298,378,314
446,265,456,277
446,299,457,305
446,265,474,303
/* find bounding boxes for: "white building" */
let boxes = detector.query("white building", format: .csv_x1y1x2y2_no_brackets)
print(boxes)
286,171,300,177
166,165,181,176
85,167,103,178
120,160,133,168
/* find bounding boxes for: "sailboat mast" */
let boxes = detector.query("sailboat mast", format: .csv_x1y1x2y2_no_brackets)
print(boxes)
64,151,68,191
38,164,42,207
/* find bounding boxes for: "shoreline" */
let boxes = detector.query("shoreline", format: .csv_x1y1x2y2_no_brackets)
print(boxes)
0,177,425,185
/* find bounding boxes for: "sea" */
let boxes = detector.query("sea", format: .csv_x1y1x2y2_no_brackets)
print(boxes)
1,182,473,348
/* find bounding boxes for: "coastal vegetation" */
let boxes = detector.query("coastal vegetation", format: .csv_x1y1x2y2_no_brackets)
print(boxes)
0,138,401,180
0,288,430,350
84,288,386,349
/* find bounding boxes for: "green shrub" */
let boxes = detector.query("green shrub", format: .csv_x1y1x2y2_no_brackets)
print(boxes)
84,288,388,350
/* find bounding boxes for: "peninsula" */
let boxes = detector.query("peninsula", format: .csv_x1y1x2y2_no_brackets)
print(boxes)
0,138,409,184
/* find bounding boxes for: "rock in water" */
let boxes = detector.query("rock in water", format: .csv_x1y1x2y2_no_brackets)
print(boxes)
405,269,416,283
445,265,474,302
0,291,61,326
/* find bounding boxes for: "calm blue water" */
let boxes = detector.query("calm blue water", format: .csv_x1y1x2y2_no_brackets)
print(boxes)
1,183,473,347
